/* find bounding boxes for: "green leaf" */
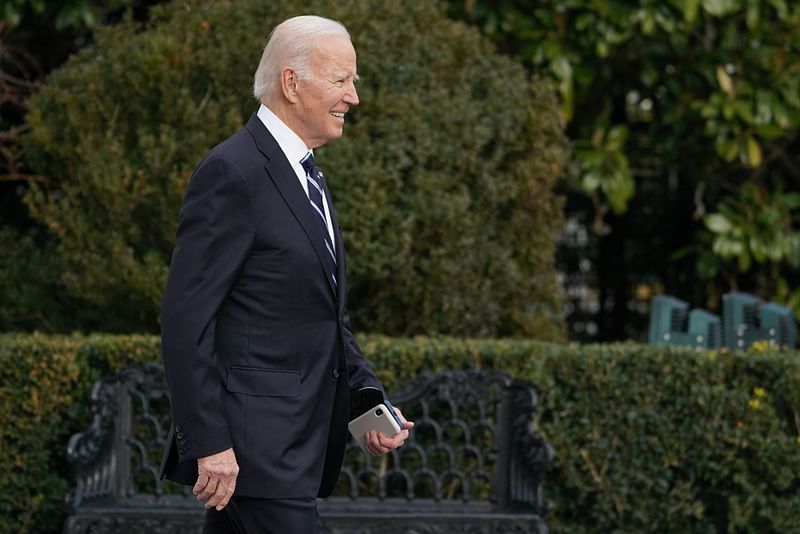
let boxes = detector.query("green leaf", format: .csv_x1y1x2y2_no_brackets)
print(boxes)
684,0,701,23
606,169,635,214
715,137,738,162
582,171,601,191
746,136,762,167
550,56,574,121
641,12,656,34
591,127,606,147
746,1,759,28
722,101,736,120
705,213,733,233
737,247,752,271
550,55,572,80
606,125,629,150
785,234,800,267
713,235,743,257
703,0,742,17
749,235,767,262
767,239,784,261
733,100,753,123
699,102,719,119
754,123,784,140
716,66,735,95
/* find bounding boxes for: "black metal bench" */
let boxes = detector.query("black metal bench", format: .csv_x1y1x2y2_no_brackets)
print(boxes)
64,364,554,533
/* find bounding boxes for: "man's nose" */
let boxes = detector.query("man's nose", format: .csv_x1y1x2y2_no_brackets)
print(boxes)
344,80,359,106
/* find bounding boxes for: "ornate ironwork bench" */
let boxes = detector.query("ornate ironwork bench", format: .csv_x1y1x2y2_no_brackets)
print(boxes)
64,364,554,533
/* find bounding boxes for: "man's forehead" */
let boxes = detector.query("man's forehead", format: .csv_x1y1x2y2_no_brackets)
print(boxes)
311,38,355,59
312,47,357,74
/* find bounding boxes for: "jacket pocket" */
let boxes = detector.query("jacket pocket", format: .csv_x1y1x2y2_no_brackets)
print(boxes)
226,365,300,397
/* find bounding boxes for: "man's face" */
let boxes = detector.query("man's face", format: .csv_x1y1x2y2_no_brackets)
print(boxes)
292,37,359,149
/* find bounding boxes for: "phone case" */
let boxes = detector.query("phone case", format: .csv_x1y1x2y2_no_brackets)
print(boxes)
347,403,402,452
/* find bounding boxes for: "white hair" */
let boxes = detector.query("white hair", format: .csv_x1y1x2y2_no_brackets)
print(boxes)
253,15,351,102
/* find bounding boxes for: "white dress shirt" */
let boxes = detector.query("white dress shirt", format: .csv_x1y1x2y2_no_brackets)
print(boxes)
256,104,335,247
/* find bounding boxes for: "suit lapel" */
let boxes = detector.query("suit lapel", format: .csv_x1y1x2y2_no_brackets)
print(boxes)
245,114,338,299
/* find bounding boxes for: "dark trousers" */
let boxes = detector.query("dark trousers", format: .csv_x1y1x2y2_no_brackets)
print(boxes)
202,495,328,534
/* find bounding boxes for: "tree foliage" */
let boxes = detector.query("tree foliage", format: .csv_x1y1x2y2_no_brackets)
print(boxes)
1,0,143,183
0,227,73,331
22,0,566,338
0,0,157,332
450,0,800,325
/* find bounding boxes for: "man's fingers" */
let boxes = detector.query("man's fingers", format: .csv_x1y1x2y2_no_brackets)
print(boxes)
204,477,226,509
392,408,415,429
195,448,239,506
192,472,210,496
205,479,229,510
196,477,220,504
364,408,415,455
215,476,237,511
365,431,382,455
366,431,396,455
382,428,408,445
205,466,239,510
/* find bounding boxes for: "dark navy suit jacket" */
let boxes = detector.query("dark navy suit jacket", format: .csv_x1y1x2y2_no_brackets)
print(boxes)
159,113,383,498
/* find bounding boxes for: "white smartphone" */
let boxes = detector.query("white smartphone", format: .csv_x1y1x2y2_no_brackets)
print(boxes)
348,403,402,452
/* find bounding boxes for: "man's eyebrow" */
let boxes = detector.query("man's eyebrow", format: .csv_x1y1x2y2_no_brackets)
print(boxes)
331,71,359,82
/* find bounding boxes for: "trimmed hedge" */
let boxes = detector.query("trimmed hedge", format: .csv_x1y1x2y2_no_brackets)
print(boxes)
0,334,159,533
2,334,800,533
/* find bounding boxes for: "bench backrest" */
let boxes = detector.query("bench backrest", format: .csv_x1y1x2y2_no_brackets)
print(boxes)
67,364,552,517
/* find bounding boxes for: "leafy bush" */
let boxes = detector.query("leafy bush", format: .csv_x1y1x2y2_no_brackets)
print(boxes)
0,227,64,331
3,334,800,533
0,226,128,332
23,0,566,338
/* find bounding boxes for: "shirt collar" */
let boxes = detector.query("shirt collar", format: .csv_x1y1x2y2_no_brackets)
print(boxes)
256,104,311,165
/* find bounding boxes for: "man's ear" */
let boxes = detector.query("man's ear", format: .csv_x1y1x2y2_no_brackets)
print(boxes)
280,68,299,103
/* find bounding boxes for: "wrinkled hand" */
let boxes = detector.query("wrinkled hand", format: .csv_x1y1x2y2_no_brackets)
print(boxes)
194,447,239,511
365,407,414,456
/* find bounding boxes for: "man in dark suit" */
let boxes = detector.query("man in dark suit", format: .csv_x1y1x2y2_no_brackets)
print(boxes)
159,15,412,533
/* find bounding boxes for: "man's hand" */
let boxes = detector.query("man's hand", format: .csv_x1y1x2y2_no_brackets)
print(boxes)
365,407,414,456
193,447,239,511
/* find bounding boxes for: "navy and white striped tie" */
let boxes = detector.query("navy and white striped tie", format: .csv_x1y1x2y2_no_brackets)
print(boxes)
300,152,337,287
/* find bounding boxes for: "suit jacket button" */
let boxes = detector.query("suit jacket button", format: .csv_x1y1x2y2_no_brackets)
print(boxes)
179,447,186,455
332,368,340,379
177,432,184,439
175,425,182,432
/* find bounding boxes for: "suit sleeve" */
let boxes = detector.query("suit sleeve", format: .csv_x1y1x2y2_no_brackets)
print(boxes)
341,307,385,394
160,155,254,463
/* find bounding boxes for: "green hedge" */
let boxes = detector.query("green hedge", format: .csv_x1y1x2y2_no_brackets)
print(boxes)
2,334,800,533
0,334,159,533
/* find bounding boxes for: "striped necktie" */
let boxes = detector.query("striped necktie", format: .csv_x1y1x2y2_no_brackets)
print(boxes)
300,152,337,287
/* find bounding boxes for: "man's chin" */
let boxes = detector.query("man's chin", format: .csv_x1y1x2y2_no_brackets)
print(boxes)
327,128,345,142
